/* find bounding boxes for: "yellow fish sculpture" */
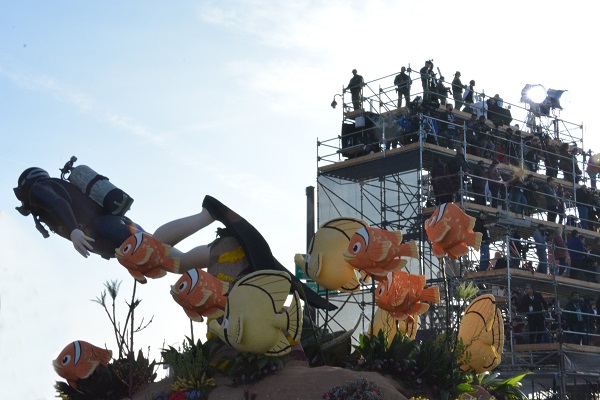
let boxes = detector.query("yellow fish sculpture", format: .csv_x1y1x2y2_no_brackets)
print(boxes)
369,307,418,343
425,203,482,259
208,270,302,356
458,294,505,373
295,217,369,292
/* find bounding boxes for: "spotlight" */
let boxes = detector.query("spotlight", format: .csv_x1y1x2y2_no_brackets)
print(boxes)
520,84,547,104
545,89,570,110
331,94,342,109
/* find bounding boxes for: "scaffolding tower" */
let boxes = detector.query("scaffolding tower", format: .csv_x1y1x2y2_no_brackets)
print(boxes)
308,69,600,399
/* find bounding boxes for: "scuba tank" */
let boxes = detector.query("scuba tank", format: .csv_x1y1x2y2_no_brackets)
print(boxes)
61,156,134,217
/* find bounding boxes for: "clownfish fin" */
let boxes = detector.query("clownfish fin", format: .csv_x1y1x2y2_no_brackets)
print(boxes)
420,286,441,304
401,240,420,259
128,269,148,284
466,232,483,251
144,268,167,280
407,302,430,317
448,243,469,258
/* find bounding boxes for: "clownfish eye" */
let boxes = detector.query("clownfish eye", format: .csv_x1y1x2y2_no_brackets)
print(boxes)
352,242,361,254
177,281,188,292
122,244,132,254
61,355,71,366
376,285,385,297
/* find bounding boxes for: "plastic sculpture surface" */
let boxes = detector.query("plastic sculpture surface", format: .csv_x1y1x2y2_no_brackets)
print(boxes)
458,294,505,373
369,307,418,342
208,270,302,356
375,271,440,322
115,232,181,283
171,267,229,321
295,217,368,292
425,203,482,259
53,340,112,390
343,226,419,276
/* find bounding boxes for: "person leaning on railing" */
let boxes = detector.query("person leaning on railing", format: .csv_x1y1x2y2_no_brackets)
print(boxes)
552,226,569,276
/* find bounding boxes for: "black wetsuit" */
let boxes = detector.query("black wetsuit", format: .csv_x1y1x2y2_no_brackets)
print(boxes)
25,177,139,259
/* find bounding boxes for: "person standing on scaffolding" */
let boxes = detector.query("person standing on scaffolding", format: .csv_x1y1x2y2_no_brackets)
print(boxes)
452,71,466,111
518,284,549,344
393,66,411,108
344,69,364,111
462,80,476,113
419,60,435,101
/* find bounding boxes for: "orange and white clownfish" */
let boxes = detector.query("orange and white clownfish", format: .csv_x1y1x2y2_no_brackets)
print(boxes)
115,232,180,283
425,203,482,259
375,271,440,323
343,226,419,276
53,340,112,390
458,294,504,373
170,268,229,322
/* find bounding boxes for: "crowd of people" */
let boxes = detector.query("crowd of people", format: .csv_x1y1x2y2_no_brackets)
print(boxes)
340,65,600,348
511,285,600,346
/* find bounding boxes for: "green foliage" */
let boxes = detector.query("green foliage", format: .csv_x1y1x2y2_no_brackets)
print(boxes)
162,337,211,382
413,334,471,399
350,329,474,400
111,349,157,395
302,315,353,367
351,330,418,376
322,377,383,400
159,337,219,397
224,351,285,386
478,371,529,400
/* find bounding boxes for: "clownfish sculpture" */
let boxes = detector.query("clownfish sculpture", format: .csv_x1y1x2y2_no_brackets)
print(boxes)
53,340,112,390
170,268,229,322
425,203,482,259
458,294,504,373
343,226,419,276
375,271,440,323
115,232,180,283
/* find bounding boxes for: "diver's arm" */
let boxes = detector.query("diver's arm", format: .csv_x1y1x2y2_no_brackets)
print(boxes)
70,228,95,258
29,183,94,257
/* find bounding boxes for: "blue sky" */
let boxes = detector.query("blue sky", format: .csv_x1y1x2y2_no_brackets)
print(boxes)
1,1,598,398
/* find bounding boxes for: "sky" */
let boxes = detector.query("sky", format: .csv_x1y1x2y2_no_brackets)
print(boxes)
1,1,598,398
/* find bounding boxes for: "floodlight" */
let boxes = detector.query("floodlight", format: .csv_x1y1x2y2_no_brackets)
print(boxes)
331,94,342,109
545,89,570,110
520,84,547,104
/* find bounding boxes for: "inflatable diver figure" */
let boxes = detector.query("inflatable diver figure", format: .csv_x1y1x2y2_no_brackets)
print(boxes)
15,165,334,310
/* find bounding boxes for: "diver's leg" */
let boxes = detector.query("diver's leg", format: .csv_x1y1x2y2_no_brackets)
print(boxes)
169,244,211,271
152,208,214,246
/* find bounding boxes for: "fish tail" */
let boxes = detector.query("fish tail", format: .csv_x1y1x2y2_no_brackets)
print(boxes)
399,241,420,259
393,231,404,243
169,257,182,273
221,281,230,296
386,258,407,272
420,286,441,304
286,292,303,343
408,302,430,317
466,232,483,251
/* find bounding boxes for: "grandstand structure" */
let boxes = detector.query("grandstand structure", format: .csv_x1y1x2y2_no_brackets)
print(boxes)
309,68,600,399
